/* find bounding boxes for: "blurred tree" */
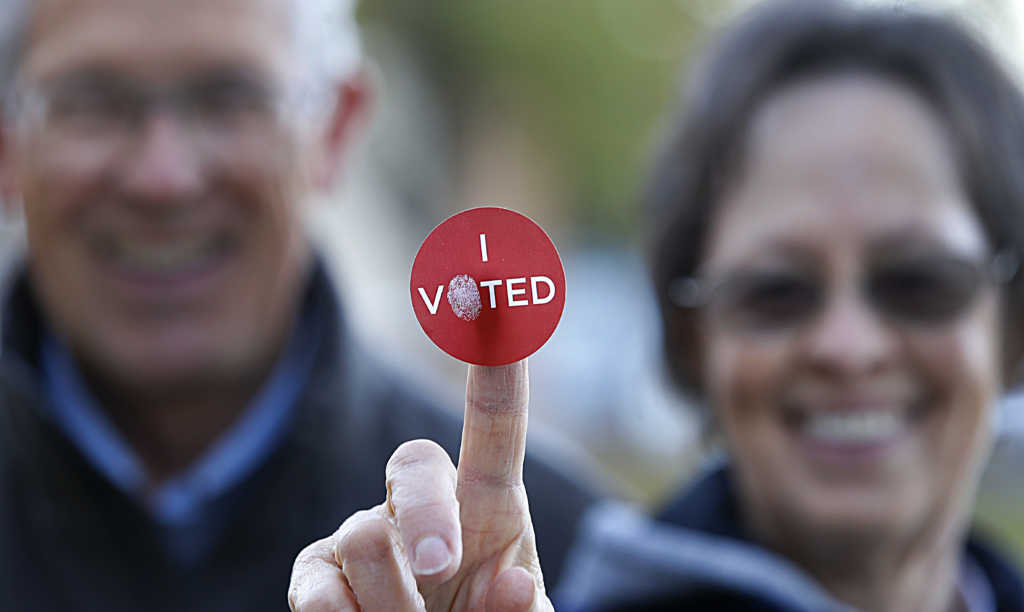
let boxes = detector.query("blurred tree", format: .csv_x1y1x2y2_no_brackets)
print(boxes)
358,1,711,238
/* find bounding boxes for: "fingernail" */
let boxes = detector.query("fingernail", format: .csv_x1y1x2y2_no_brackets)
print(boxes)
413,536,452,575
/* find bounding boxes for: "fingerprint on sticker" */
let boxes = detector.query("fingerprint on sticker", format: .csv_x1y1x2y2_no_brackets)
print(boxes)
448,274,482,322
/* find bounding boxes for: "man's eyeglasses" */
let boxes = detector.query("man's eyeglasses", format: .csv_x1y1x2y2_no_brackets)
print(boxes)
669,250,1019,333
11,68,293,151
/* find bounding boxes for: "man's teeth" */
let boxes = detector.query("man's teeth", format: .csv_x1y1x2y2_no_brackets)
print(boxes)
804,411,904,444
115,238,220,272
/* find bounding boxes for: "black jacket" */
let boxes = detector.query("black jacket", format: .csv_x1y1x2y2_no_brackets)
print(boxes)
557,465,1024,611
0,261,596,611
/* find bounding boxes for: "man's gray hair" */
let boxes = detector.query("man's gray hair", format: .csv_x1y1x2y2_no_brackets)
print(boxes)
292,0,362,89
0,0,28,99
0,0,362,100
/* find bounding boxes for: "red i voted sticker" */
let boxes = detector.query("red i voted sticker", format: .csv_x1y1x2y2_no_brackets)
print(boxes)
410,207,566,366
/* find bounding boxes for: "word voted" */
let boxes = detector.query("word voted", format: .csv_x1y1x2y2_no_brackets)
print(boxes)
416,233,557,316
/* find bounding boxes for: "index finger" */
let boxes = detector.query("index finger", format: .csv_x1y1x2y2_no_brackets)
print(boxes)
457,359,530,496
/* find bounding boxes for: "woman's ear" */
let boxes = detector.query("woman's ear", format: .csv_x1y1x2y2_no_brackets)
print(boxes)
1003,344,1024,392
668,308,721,449
668,308,706,396
1000,288,1024,390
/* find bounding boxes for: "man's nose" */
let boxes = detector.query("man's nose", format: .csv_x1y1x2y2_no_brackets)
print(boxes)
800,286,897,378
117,111,203,203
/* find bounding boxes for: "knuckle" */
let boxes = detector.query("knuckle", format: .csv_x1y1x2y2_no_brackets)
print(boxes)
289,539,349,612
337,515,398,566
386,439,446,477
393,498,460,540
294,538,328,567
290,540,331,586
458,464,522,490
288,586,341,612
466,392,528,416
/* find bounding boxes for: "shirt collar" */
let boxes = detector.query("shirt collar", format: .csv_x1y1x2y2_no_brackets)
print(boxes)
41,284,323,527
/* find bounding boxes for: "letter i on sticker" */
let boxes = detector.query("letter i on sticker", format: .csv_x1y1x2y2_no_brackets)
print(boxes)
410,207,566,366
443,234,488,322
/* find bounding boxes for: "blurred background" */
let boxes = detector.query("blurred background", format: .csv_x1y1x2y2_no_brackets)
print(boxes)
301,0,1024,561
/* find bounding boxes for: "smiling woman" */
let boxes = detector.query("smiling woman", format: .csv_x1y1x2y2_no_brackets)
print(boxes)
555,1,1024,610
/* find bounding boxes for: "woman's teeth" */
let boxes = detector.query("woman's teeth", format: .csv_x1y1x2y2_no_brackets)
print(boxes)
803,410,905,444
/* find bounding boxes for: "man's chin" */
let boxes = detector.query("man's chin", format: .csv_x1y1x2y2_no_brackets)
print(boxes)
85,345,252,401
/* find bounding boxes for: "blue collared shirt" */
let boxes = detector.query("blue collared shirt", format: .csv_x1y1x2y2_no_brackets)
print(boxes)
41,304,321,566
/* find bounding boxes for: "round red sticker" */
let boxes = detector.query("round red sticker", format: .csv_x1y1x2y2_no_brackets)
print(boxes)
410,207,566,366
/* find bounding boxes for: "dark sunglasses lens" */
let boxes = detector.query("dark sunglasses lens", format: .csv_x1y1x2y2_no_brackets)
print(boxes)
715,272,819,330
869,259,982,324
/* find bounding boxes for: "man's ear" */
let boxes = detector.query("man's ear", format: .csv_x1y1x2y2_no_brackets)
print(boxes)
312,68,371,190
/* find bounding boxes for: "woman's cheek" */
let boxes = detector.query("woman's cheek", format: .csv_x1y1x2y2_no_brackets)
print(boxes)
706,335,791,448
910,300,1000,511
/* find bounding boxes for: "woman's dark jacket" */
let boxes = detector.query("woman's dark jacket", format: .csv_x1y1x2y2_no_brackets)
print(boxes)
557,465,1024,611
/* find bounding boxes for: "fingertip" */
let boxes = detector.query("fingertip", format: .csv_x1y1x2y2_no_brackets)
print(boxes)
411,532,462,584
412,535,452,576
485,567,536,612
467,359,529,412
469,359,528,380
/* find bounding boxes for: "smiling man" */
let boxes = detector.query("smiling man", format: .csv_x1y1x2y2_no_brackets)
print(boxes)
0,1,593,609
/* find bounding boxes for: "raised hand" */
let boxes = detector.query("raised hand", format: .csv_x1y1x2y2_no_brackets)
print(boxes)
288,360,552,611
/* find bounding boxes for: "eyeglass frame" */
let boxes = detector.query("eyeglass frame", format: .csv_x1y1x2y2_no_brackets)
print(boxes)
2,66,329,152
667,248,1020,331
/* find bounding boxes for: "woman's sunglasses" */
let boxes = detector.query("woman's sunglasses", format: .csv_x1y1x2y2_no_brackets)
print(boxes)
670,250,1018,333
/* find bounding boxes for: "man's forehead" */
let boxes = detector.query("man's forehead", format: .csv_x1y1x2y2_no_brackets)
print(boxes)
25,0,298,82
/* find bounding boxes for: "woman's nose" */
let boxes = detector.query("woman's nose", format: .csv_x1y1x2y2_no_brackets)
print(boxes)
800,285,898,379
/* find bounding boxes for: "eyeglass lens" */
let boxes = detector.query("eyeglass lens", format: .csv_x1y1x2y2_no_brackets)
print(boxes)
705,254,989,332
28,67,280,139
